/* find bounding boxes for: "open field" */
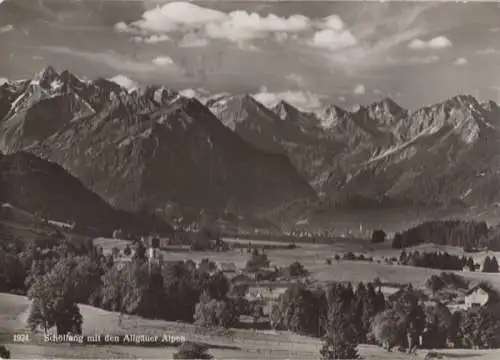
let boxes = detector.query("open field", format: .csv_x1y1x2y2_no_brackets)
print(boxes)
95,236,500,289
2,293,500,360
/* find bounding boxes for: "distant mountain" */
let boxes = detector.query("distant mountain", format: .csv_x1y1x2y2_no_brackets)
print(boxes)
322,94,500,209
4,66,500,222
0,151,172,236
0,67,316,217
208,91,500,212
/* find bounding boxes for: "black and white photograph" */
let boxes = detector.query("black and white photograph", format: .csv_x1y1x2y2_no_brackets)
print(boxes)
1,0,500,359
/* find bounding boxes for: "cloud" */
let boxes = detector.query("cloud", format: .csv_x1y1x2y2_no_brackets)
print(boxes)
121,2,311,44
109,74,138,90
179,33,209,48
0,24,13,33
38,46,182,75
353,84,365,95
491,27,500,32
408,36,452,50
476,47,500,55
374,89,382,95
178,88,210,100
252,86,325,112
285,73,306,87
133,34,171,44
152,56,175,66
308,16,357,51
453,57,468,66
309,29,358,51
338,96,346,102
179,88,198,98
408,55,440,64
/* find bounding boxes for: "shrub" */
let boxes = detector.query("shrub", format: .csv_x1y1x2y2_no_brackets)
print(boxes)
173,342,213,359
123,245,131,256
320,330,359,359
0,345,10,359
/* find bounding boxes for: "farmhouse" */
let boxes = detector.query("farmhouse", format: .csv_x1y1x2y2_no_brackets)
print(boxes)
465,284,498,308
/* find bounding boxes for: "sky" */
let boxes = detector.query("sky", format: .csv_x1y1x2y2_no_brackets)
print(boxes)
0,0,500,111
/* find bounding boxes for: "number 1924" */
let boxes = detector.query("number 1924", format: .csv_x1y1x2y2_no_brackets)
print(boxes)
13,334,30,343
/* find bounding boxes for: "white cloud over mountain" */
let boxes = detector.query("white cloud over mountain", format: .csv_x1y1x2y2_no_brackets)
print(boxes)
152,56,175,67
252,86,325,112
354,84,366,95
109,74,138,90
117,2,312,44
408,36,452,50
115,1,359,52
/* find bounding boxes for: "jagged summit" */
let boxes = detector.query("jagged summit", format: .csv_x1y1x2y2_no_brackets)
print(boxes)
32,65,59,86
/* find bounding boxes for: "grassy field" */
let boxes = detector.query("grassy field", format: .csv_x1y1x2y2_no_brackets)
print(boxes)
95,236,500,290
3,293,500,360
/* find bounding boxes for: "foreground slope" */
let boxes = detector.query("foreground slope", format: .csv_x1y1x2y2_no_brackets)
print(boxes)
3,292,499,359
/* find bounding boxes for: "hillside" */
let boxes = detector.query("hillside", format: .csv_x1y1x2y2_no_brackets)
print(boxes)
0,151,171,236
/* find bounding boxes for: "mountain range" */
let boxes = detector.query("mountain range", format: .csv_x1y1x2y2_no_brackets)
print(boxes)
0,67,315,221
1,66,500,226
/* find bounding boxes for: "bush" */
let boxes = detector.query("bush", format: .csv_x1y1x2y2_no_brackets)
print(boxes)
173,342,213,359
123,245,131,256
320,331,359,359
245,252,270,272
0,345,10,359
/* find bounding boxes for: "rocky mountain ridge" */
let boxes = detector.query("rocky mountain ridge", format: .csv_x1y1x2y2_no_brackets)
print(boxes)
0,67,316,218
2,66,500,221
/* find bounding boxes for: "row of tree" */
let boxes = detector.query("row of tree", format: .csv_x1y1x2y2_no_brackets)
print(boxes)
391,220,489,249
271,280,500,358
399,250,474,270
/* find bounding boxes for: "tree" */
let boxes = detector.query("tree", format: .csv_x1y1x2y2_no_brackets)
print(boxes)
371,309,405,351
270,284,323,336
27,256,100,334
133,241,146,261
123,245,131,257
27,274,82,335
162,261,203,322
371,230,386,244
173,342,213,359
488,256,499,273
320,321,359,359
422,302,452,349
285,261,309,278
392,233,403,249
245,252,270,272
194,293,238,328
425,275,445,295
